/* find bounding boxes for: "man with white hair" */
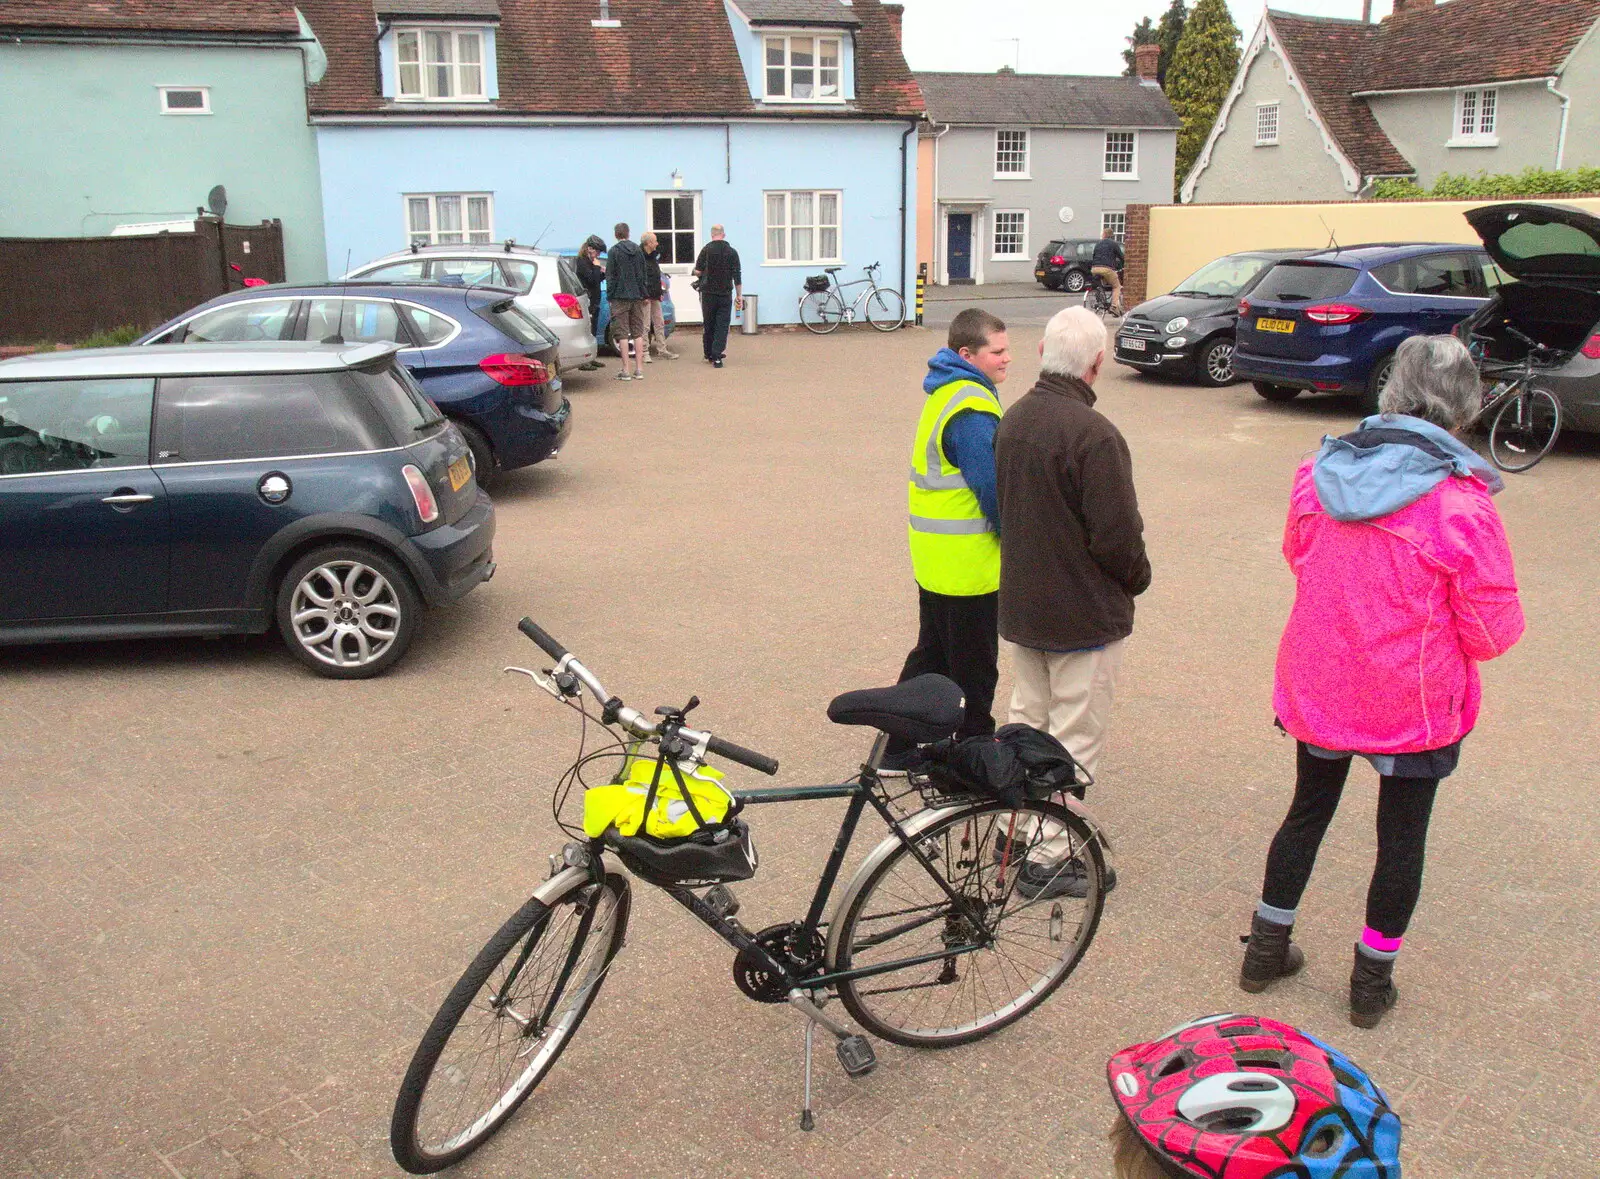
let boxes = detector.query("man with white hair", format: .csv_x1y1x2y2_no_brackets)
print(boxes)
692,224,743,368
995,305,1150,898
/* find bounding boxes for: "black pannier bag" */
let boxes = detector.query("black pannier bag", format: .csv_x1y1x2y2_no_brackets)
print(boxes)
917,723,1087,807
804,274,831,293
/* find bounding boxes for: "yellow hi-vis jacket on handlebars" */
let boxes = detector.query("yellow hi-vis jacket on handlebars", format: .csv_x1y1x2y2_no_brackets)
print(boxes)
583,756,734,839
908,378,1002,596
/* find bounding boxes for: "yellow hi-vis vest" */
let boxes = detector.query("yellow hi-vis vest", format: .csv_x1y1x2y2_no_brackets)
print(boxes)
908,378,1002,596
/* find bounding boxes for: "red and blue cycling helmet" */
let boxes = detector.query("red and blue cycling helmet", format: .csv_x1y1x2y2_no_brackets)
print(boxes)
1107,1013,1402,1179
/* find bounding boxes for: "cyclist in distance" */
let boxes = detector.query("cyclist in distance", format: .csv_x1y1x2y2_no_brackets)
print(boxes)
1090,226,1126,317
1242,334,1524,1028
880,308,1010,776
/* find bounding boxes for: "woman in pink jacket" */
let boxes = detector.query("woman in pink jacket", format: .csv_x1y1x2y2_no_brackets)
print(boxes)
1239,335,1525,1028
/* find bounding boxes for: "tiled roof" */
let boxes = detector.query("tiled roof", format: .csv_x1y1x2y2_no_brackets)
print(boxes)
375,0,501,19
301,0,920,116
0,0,300,36
914,71,1179,129
1267,13,1412,177
736,0,860,27
1358,0,1600,92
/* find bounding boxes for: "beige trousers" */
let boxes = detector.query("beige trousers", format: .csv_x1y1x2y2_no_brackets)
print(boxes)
1007,638,1126,857
1091,265,1123,313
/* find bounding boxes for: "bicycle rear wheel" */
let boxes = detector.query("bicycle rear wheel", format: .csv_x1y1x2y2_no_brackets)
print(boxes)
1489,386,1561,472
390,870,630,1174
799,290,845,334
865,288,906,332
831,800,1104,1048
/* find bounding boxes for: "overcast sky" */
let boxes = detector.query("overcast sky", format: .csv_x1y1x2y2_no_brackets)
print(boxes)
898,1,1399,75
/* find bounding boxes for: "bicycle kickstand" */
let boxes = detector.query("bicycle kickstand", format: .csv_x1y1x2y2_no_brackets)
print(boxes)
788,989,878,1131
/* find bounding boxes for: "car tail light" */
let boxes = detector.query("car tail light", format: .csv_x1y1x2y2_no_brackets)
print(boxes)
1238,299,1251,316
1050,255,1066,266
402,464,439,524
479,353,550,386
1303,303,1371,325
1313,380,1343,390
553,292,584,320
1581,332,1600,359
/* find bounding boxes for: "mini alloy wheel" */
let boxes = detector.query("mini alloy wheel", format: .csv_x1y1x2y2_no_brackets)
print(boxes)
1198,338,1236,387
277,545,420,678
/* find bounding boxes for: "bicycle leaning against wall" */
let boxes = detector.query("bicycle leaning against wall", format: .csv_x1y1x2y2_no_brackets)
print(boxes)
388,617,1112,1173
798,262,907,333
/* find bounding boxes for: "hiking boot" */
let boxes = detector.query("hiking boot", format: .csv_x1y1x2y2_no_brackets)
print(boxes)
1349,947,1399,1029
992,832,1029,866
1013,858,1115,900
1239,913,1306,994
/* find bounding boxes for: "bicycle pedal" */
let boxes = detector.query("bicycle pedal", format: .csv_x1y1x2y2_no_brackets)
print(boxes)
704,883,741,920
836,1035,877,1077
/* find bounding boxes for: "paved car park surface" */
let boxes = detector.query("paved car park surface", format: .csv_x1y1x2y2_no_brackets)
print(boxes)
4,324,1599,1178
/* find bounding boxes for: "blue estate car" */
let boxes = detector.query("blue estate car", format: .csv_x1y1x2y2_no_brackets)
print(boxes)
1234,243,1496,410
140,283,571,488
0,343,494,678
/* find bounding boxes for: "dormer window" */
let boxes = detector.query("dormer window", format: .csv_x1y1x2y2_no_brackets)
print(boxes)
764,34,841,102
397,27,486,102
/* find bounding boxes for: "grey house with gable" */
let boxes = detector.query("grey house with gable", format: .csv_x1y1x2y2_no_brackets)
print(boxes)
917,56,1178,286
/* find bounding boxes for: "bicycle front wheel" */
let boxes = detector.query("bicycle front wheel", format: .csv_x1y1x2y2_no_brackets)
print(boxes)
1489,386,1561,473
391,870,630,1174
832,800,1105,1048
865,288,906,332
799,290,845,334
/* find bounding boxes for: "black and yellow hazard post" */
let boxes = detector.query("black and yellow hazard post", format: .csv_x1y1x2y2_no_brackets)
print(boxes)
915,263,926,326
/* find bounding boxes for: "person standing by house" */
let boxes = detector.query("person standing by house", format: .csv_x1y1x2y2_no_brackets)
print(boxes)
606,223,649,381
692,225,742,368
1091,226,1126,317
640,231,678,362
994,305,1149,898
574,235,607,371
1240,335,1524,1029
880,308,1011,776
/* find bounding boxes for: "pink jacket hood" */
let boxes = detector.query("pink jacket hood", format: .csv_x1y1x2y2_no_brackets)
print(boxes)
1274,428,1524,755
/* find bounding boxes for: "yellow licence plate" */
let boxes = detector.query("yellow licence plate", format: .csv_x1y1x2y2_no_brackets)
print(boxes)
1257,318,1296,334
448,456,472,492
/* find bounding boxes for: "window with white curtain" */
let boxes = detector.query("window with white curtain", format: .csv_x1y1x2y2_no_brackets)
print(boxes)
763,35,842,101
764,191,841,263
396,28,486,101
406,194,494,246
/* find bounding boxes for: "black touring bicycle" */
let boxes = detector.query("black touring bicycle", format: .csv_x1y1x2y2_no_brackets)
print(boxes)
389,618,1114,1173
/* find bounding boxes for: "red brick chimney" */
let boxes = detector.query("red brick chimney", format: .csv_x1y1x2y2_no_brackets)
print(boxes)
1390,0,1436,14
1135,43,1161,86
882,3,904,46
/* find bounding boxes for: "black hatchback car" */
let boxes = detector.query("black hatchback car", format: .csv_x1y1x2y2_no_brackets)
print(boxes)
1034,239,1105,292
0,342,494,678
1115,249,1316,386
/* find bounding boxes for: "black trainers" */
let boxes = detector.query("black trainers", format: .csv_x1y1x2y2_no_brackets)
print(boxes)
713,357,724,368
1013,858,1117,900
992,832,1030,866
876,749,919,778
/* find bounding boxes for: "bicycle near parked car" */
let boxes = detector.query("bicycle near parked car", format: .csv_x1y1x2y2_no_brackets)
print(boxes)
798,262,906,334
388,618,1111,1173
1082,271,1118,318
1474,324,1563,472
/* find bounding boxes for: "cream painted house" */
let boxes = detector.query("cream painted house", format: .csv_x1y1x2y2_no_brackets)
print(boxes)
1185,0,1600,204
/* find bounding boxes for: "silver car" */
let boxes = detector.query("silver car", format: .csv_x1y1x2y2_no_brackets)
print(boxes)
346,243,598,368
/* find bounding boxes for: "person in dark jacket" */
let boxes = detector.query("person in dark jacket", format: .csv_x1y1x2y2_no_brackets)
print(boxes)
606,222,650,381
692,225,742,368
995,304,1149,898
574,235,607,370
1091,228,1126,316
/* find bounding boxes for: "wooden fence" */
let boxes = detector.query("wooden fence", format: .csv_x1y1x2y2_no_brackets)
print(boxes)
0,218,286,344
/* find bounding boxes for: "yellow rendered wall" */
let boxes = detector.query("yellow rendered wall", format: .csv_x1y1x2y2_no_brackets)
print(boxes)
917,137,935,278
1145,197,1600,296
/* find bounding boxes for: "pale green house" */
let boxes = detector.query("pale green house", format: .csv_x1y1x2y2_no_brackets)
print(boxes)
0,2,328,281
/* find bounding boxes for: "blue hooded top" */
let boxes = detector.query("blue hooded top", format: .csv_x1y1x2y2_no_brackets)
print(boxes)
923,348,1000,531
1313,413,1503,523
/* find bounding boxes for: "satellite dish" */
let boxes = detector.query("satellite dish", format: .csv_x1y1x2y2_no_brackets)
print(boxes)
1058,206,1075,225
207,185,228,218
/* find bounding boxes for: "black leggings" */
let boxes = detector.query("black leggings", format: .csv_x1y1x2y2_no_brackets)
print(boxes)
1261,743,1440,939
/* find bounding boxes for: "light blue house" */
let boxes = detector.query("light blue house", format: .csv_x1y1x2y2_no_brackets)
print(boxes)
0,1,329,282
298,0,923,324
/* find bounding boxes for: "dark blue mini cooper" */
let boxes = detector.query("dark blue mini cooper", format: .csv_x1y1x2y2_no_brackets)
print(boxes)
0,343,494,678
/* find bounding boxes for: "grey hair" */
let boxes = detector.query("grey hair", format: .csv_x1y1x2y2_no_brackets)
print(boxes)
1040,305,1107,379
1378,334,1480,430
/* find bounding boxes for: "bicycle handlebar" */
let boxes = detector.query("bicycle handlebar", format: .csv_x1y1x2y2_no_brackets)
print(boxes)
517,616,780,775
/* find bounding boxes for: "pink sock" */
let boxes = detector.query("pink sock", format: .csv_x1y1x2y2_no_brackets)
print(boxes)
1361,927,1402,957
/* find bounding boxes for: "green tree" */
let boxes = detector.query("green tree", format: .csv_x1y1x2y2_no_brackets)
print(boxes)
1166,0,1241,198
1156,0,1188,84
1121,16,1157,77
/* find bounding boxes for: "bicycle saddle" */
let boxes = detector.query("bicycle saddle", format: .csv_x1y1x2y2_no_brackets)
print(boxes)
825,266,843,273
826,674,965,744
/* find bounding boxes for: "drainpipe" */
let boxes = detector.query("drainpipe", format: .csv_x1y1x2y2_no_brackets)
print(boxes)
374,19,391,98
901,119,916,297
1548,76,1572,169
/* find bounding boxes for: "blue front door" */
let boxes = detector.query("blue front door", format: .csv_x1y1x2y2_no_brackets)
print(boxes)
948,214,972,281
